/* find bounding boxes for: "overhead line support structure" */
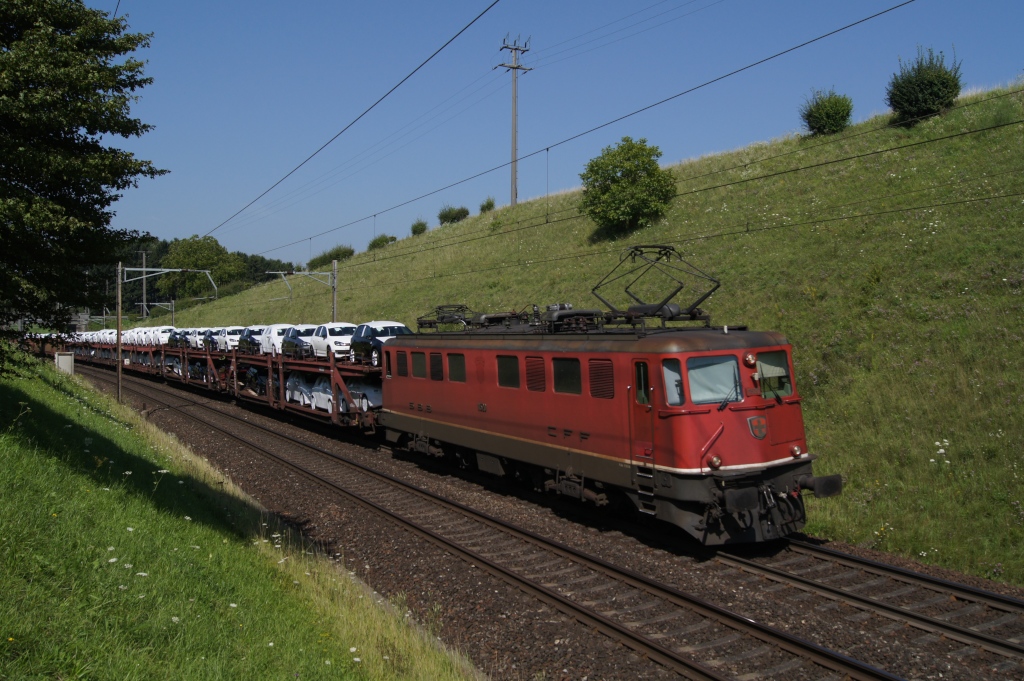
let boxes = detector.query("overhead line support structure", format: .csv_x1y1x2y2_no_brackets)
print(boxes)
266,261,338,321
117,266,218,402
497,36,531,207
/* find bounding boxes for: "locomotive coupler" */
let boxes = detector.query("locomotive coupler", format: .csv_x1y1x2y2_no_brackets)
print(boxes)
797,474,844,498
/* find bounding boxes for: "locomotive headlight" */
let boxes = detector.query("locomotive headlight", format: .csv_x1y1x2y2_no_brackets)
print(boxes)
791,445,802,458
708,455,722,469
744,353,757,367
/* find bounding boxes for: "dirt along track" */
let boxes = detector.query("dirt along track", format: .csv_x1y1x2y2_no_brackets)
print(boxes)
79,364,1024,680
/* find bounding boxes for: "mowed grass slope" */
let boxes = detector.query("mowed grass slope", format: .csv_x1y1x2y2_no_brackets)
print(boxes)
151,87,1024,583
0,358,476,680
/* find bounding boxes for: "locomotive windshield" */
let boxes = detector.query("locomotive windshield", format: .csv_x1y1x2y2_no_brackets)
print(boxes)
687,356,742,405
757,350,793,398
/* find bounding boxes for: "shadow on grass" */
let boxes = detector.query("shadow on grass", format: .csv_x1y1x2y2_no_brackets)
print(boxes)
587,221,642,245
0,370,262,541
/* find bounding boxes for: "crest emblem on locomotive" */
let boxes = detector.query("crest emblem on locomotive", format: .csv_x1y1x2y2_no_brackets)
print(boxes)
747,415,768,440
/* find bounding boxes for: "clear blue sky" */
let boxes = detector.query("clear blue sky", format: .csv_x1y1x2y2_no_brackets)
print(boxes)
96,0,1023,267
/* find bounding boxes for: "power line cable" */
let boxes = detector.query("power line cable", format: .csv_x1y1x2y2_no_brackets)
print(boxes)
255,0,918,257
333,187,1024,295
527,0,730,72
300,87,1024,263
205,0,502,237
327,117,1024,269
203,167,1021,315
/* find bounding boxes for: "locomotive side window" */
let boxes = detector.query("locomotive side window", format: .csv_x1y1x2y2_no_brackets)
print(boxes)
385,351,392,379
411,352,426,378
525,356,545,392
687,356,742,405
396,351,408,377
497,355,520,388
662,358,684,406
634,362,650,405
448,353,466,382
589,359,614,399
553,358,581,394
429,352,444,381
757,350,793,398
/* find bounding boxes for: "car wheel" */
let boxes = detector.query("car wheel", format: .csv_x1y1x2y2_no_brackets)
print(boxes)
349,349,356,363
371,348,380,367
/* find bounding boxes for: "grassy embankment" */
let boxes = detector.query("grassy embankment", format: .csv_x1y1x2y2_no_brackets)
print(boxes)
139,86,1024,584
0,357,476,679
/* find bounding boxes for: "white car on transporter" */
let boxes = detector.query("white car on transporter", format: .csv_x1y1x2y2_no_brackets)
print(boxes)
260,323,296,356
309,322,357,360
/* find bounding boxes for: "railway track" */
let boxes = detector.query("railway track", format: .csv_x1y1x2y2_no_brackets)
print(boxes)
79,364,900,680
717,541,1024,660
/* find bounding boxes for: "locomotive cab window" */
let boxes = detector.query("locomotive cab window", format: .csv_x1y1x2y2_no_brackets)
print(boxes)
662,358,684,406
497,355,520,388
757,350,793,398
687,356,742,405
396,351,408,377
448,353,466,382
552,358,581,394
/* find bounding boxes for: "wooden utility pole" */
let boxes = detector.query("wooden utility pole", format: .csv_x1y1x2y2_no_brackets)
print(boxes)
498,36,531,207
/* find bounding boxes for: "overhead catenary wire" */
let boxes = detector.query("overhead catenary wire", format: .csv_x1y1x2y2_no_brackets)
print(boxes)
316,89,1024,266
204,167,1023,314
322,116,1024,271
217,0,729,237
205,0,503,238
256,0,918,258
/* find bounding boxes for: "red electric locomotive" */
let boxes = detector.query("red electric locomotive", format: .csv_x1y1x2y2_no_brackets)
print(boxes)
379,246,842,544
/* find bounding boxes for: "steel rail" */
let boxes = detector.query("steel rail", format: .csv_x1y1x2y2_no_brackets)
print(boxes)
788,540,1024,613
80,365,900,680
715,546,1024,659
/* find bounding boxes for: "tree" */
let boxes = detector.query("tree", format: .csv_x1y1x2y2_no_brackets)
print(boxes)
307,245,354,271
886,47,963,125
367,234,397,251
0,0,164,364
437,204,470,224
410,219,428,236
156,236,245,299
578,136,675,235
799,88,853,135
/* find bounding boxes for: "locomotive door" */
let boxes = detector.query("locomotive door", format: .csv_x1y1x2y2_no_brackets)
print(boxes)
629,359,656,464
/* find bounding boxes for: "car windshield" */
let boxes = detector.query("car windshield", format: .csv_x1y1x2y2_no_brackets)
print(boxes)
378,326,411,336
297,328,315,337
276,328,287,336
228,329,242,335
328,327,354,337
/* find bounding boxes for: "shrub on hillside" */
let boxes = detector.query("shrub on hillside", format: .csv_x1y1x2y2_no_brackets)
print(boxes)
479,196,495,213
410,219,428,236
886,47,962,125
307,244,354,270
367,234,397,251
578,136,675,236
799,88,853,135
438,204,470,224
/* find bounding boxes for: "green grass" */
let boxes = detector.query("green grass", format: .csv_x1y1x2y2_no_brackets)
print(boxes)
0,357,475,679
133,86,1024,584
